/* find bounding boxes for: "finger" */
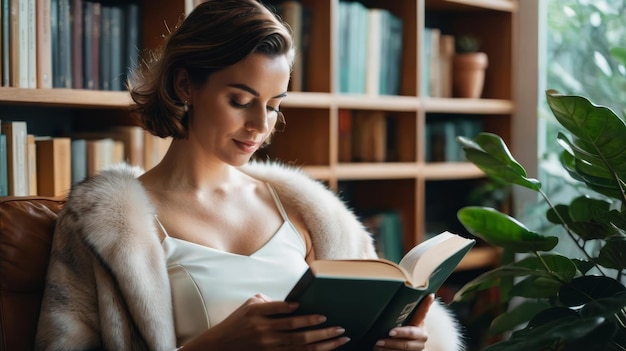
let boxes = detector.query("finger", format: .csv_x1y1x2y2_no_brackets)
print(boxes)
283,325,348,345
387,325,428,341
408,294,435,327
270,313,331,331
374,337,427,351
240,298,301,318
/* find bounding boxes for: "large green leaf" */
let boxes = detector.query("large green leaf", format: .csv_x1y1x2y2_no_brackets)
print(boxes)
489,300,551,335
559,276,626,307
558,133,626,199
483,315,605,351
457,134,541,191
458,207,558,252
580,291,626,320
510,275,562,298
597,236,626,270
453,255,570,302
546,90,626,185
546,196,619,240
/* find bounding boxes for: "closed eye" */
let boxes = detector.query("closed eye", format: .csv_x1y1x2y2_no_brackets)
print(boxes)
229,99,251,109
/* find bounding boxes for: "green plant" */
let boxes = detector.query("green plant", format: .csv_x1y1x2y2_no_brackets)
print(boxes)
455,35,481,53
454,90,626,351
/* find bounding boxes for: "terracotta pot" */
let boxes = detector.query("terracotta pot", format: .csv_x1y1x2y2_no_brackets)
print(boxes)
452,52,489,98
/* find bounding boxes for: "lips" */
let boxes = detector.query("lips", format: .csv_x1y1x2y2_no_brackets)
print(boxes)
234,139,260,153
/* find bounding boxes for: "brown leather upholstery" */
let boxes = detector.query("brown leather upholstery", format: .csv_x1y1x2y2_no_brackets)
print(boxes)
0,196,64,351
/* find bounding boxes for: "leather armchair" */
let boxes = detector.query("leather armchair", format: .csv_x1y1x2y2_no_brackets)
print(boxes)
0,196,64,351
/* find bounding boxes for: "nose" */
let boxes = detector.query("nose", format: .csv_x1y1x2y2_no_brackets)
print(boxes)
244,106,270,134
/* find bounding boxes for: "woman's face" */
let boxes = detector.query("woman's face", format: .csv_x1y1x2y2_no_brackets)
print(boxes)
187,53,291,166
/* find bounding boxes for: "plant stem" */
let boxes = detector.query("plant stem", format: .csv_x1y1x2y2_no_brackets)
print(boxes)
538,189,607,276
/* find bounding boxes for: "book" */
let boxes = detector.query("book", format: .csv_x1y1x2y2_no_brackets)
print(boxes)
26,133,36,195
26,0,36,88
71,0,83,89
56,0,72,88
36,137,71,197
362,210,404,263
279,1,303,91
284,231,475,351
2,0,10,86
70,138,87,185
74,125,144,167
36,0,52,88
1,120,28,195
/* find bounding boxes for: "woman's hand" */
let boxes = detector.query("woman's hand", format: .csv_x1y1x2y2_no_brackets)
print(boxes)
182,293,350,351
372,294,435,351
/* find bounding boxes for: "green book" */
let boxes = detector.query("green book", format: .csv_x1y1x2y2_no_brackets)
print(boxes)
285,231,475,351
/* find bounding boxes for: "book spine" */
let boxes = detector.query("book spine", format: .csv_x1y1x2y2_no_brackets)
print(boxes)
1,0,10,86
70,138,86,185
99,4,110,90
1,121,28,196
16,0,28,87
355,286,425,350
26,0,35,88
36,137,71,197
123,2,140,84
26,133,36,195
71,0,83,89
109,5,123,91
36,0,52,88
57,0,72,88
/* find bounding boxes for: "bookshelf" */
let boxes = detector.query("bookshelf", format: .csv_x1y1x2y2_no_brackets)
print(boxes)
0,0,518,279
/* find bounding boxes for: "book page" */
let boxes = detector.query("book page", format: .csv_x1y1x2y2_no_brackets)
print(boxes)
398,231,454,273
399,231,474,288
310,259,409,282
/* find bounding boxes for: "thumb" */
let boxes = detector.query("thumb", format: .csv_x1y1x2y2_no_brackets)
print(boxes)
408,294,435,327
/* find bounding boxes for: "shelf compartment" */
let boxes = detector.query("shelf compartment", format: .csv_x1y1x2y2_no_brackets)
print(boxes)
258,107,331,166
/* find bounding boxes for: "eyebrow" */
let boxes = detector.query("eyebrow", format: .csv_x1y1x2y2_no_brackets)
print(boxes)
228,83,287,99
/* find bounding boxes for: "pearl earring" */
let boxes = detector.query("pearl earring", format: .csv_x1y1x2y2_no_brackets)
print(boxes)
183,101,189,112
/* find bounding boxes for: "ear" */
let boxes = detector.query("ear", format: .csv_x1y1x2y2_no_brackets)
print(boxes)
173,68,192,105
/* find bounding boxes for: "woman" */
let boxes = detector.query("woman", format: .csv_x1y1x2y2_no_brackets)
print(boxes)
35,1,463,350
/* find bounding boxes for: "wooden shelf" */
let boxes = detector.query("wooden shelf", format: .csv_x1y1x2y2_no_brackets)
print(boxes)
336,163,420,180
427,0,517,12
422,97,513,114
423,162,485,180
0,87,131,108
336,94,421,111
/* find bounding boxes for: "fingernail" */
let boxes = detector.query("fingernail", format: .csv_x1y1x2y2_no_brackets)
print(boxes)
339,337,351,344
376,340,385,346
389,329,397,336
334,327,345,335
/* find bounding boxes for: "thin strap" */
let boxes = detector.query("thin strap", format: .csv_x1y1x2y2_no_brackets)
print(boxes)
154,215,170,238
266,183,289,222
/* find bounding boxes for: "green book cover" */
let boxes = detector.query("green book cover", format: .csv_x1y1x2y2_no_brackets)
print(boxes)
285,231,475,351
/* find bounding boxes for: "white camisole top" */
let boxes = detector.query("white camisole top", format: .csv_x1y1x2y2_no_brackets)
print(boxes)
157,184,309,345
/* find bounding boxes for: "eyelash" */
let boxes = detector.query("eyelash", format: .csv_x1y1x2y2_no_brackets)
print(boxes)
229,99,280,113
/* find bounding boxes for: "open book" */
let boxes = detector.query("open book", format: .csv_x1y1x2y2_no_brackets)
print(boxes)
284,231,475,351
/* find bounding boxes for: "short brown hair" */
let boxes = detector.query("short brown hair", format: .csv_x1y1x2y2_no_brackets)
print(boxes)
128,0,293,139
